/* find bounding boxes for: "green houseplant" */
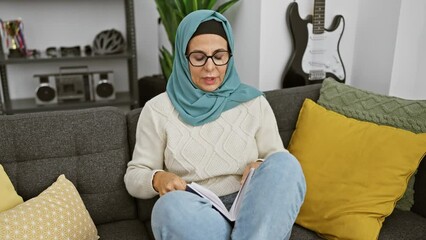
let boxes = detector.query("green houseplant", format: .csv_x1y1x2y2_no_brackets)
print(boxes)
155,0,240,80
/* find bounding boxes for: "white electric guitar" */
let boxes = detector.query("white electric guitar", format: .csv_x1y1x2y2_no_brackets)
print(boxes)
282,0,345,88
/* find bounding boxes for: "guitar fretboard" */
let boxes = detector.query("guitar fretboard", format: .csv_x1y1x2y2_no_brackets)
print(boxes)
313,0,325,34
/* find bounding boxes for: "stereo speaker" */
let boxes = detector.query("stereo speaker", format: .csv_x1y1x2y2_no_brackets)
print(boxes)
35,70,115,104
93,71,115,101
34,75,57,105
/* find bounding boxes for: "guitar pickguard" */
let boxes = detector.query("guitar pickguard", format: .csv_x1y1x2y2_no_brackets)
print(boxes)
282,2,346,88
302,22,345,81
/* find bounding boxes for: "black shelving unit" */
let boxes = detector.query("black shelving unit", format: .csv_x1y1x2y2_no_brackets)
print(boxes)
0,88,3,115
0,0,138,115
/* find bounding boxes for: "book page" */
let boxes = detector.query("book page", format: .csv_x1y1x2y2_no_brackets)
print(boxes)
186,168,255,222
186,182,232,220
229,168,254,218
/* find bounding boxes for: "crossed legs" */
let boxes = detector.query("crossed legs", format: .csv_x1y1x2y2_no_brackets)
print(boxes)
151,152,306,240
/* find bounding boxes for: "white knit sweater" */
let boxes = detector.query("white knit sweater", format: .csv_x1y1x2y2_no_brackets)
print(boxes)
124,92,286,199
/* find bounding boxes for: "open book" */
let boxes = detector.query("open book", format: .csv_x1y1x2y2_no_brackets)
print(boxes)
185,168,255,222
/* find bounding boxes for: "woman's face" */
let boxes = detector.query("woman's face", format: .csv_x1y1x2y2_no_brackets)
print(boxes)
186,34,228,92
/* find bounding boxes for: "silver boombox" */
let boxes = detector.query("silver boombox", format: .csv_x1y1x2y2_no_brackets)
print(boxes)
34,66,115,105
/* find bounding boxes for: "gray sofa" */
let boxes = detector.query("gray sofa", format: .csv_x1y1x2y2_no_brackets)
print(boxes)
1,84,425,239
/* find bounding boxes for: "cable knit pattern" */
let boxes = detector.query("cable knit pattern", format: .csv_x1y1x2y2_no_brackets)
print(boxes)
317,78,426,211
318,78,426,133
124,93,286,199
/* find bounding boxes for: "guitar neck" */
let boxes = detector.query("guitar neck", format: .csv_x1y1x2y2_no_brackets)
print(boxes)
313,0,325,34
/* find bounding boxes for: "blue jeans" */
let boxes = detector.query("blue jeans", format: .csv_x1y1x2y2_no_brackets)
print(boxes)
151,151,306,240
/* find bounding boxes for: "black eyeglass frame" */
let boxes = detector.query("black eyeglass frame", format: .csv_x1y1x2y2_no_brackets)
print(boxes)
186,50,233,67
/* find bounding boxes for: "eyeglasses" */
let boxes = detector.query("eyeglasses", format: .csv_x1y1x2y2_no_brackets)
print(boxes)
186,50,232,67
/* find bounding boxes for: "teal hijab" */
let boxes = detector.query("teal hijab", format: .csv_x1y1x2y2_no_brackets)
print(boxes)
166,10,262,126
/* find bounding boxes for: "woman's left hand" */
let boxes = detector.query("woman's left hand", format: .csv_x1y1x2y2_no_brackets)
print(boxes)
241,161,262,184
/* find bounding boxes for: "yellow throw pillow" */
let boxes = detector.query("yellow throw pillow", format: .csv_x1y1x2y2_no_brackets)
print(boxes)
0,174,99,240
0,164,23,212
289,99,426,240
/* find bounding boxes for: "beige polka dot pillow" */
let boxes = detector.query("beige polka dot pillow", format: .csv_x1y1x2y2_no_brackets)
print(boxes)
0,174,99,240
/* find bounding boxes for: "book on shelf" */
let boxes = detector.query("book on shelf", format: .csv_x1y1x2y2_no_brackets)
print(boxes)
185,168,255,222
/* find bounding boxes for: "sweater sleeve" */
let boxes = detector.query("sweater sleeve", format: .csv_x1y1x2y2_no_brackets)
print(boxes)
256,96,287,159
124,102,166,199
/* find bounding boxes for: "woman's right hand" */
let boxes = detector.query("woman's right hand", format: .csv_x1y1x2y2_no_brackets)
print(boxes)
153,171,187,196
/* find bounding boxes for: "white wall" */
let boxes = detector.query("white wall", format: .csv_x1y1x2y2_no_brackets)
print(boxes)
258,0,290,91
2,0,425,100
254,0,359,91
135,0,161,77
232,0,425,99
389,0,426,100
224,0,261,89
350,0,401,95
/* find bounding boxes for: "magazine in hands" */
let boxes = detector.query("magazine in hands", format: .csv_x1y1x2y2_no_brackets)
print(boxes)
185,168,255,222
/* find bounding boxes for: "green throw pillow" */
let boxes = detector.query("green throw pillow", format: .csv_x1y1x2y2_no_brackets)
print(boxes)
317,78,426,211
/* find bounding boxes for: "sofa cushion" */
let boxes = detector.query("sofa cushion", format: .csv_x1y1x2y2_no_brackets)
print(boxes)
413,158,426,217
97,219,151,240
379,209,426,239
289,209,426,240
264,84,321,147
0,174,98,240
0,107,137,225
127,108,143,155
0,164,23,212
288,99,426,239
290,224,322,239
317,78,426,211
318,78,426,133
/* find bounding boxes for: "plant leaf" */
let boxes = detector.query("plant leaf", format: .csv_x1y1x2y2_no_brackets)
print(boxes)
216,0,239,13
192,0,198,12
175,0,187,17
206,0,217,9
159,47,174,80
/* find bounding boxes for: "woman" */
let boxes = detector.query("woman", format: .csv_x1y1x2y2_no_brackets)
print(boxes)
124,10,306,240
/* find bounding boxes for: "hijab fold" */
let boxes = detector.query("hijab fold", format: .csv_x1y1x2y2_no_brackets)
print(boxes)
166,10,262,126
